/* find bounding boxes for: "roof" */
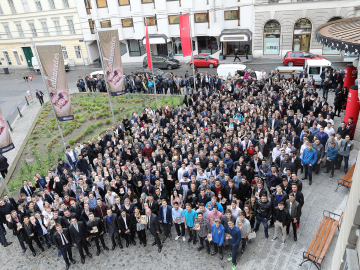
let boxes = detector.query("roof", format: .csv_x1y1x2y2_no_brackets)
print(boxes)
217,64,247,70
315,17,360,54
305,59,332,66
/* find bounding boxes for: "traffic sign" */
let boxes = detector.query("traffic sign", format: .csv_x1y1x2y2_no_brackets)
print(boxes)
28,76,33,81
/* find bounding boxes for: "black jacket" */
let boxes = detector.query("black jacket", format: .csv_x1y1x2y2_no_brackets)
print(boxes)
0,202,15,224
69,221,88,244
20,185,36,197
147,213,160,236
0,155,9,170
53,228,72,249
81,207,95,223
86,217,105,236
292,191,304,208
103,214,120,235
273,207,291,227
118,213,133,233
238,182,251,201
254,199,272,220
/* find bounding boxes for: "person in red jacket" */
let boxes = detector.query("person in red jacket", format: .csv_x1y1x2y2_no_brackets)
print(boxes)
346,117,355,139
142,143,154,158
94,198,108,221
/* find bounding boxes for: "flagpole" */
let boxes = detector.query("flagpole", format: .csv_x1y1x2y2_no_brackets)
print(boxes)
94,25,116,125
146,21,158,107
30,38,66,149
189,13,196,93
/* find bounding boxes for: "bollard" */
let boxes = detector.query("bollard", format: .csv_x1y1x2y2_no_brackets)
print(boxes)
7,121,13,132
17,107,23,117
25,96,29,105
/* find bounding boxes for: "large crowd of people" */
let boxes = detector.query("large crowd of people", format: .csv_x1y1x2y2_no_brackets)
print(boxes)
2,66,356,270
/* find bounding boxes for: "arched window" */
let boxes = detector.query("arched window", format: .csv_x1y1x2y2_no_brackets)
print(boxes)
293,18,312,52
264,20,281,55
323,17,342,55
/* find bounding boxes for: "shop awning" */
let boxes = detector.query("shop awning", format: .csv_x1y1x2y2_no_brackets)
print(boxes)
315,17,360,54
219,29,252,42
142,34,170,45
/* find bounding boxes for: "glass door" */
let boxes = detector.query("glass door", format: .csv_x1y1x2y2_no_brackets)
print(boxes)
293,36,301,51
301,35,310,52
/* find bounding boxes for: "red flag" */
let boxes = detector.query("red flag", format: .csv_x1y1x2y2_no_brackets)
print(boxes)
179,14,191,57
145,21,152,70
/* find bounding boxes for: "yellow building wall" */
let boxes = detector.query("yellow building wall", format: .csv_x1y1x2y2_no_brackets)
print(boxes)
0,40,89,67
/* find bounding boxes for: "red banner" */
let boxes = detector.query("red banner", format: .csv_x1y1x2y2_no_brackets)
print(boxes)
179,14,191,57
145,21,152,70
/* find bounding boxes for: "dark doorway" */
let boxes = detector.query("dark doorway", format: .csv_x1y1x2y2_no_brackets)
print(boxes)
157,44,167,55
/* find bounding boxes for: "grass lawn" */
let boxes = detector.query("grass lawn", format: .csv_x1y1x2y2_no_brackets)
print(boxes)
9,92,183,193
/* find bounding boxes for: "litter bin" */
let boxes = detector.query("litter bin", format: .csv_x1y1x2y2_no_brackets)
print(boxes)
3,68,9,74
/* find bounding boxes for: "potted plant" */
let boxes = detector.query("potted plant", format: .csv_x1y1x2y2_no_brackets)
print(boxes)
247,51,253,60
219,52,224,61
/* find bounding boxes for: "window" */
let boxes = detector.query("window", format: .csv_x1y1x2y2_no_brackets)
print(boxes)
309,67,320,75
63,0,69,8
173,37,195,55
4,25,12,38
54,21,62,35
88,20,95,34
119,0,129,5
197,36,218,54
74,45,82,59
101,20,111,28
142,0,153,3
41,21,49,36
0,58,2,65
67,19,75,34
13,51,22,65
21,0,30,12
8,0,17,13
3,51,12,65
84,0,92,14
145,16,156,26
48,0,55,9
96,0,107,7
0,4,3,15
122,19,133,27
127,39,145,57
29,23,37,36
62,46,68,59
16,24,25,38
120,42,127,56
194,13,208,23
35,0,43,11
168,15,179,24
264,20,281,55
224,10,238,20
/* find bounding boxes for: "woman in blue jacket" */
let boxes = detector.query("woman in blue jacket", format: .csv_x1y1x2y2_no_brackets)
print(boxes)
301,143,317,185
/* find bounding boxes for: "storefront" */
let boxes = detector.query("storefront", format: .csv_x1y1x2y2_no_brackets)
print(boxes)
293,19,312,52
142,34,171,56
219,29,252,56
263,20,281,55
197,36,219,55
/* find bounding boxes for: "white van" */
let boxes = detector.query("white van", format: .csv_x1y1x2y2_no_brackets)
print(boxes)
32,57,70,74
217,64,261,80
276,59,340,85
304,59,340,85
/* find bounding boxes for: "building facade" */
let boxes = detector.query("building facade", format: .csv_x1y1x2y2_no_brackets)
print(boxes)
253,0,357,58
0,0,89,68
75,0,254,64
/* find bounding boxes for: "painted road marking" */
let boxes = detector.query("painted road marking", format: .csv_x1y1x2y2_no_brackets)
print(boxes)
18,100,22,104
10,109,14,115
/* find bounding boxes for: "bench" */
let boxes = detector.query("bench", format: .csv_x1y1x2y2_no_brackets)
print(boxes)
335,162,356,191
299,211,343,270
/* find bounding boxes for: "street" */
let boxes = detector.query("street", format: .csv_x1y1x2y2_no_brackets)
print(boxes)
0,59,347,126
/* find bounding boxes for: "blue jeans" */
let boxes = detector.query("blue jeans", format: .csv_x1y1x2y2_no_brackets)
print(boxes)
255,215,268,234
336,155,349,172
41,234,53,246
303,164,313,183
320,79,324,90
170,87,174,94
149,86,154,94
229,241,240,265
323,90,328,101
69,161,77,172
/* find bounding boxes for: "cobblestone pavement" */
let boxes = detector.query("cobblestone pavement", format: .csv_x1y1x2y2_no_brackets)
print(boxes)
0,90,356,270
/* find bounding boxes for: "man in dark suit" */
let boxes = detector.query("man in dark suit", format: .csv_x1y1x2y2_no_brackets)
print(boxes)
80,204,94,223
69,216,92,264
53,224,76,270
158,199,172,243
285,193,301,242
103,209,123,250
145,208,162,253
146,194,159,215
3,195,16,209
291,183,304,222
86,212,109,255
288,130,300,150
20,180,36,197
268,114,279,130
118,210,135,247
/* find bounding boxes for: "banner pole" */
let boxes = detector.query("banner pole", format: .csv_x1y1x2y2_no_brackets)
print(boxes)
151,65,159,108
145,21,158,107
189,13,196,93
0,176,12,198
30,38,66,149
94,26,116,125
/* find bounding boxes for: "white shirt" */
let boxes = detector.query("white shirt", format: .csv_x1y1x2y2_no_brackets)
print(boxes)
108,194,114,204
36,199,44,212
122,216,128,230
67,150,76,162
289,202,292,215
59,231,69,245
37,217,48,234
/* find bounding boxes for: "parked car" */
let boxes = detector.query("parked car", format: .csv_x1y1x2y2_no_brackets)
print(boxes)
135,68,171,78
217,64,261,80
32,56,69,74
189,54,219,68
283,51,326,66
143,55,180,70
